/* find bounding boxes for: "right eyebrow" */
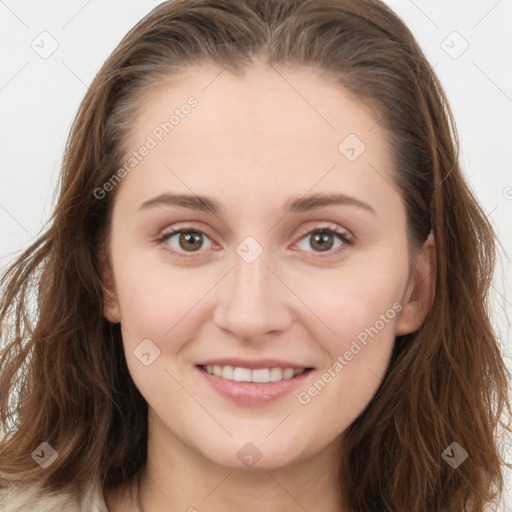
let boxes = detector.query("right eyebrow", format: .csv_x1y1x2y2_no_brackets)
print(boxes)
138,193,219,213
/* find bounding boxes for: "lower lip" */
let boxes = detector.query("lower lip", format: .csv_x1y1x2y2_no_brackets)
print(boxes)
196,366,314,406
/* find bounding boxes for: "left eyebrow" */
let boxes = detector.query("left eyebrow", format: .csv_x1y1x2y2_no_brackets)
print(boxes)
285,192,376,215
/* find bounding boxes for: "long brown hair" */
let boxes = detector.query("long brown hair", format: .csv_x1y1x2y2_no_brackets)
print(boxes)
1,0,510,510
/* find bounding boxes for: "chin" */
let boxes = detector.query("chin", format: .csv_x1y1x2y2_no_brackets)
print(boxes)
197,438,313,472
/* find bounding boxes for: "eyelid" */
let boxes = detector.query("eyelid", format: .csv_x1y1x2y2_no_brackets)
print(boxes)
155,223,216,258
155,221,353,257
294,222,353,242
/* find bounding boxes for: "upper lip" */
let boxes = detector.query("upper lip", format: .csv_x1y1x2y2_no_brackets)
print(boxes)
196,358,313,370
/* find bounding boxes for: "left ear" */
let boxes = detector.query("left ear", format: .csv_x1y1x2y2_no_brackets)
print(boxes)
97,250,121,324
395,232,436,335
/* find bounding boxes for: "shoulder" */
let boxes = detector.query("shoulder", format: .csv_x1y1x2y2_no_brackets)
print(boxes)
0,480,108,512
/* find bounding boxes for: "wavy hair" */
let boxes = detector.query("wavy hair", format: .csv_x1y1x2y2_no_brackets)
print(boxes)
1,0,510,510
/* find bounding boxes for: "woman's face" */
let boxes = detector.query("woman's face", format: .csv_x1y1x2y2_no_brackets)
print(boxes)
101,62,433,470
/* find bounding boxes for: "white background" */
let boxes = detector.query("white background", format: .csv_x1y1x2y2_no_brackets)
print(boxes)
1,0,511,508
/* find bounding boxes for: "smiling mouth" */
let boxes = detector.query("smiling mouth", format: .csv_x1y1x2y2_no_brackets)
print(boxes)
198,364,314,383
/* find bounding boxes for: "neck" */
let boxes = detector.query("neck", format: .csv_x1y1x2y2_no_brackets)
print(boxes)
134,413,347,512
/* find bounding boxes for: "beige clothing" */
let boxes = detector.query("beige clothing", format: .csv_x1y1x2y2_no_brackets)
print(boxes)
0,481,108,512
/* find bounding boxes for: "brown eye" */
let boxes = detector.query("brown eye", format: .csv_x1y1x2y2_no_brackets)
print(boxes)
177,231,204,252
295,226,352,255
158,228,214,255
309,231,335,252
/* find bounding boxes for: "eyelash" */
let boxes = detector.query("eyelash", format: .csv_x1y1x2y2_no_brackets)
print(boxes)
154,224,354,259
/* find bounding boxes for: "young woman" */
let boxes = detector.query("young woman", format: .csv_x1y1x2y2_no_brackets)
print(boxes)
0,0,510,510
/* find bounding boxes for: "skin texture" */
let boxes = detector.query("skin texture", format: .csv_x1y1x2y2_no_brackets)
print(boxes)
101,62,435,511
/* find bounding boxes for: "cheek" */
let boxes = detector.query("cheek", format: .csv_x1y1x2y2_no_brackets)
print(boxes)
110,231,206,331
295,285,399,430
115,270,204,352
293,261,405,403
299,262,406,348
291,258,407,426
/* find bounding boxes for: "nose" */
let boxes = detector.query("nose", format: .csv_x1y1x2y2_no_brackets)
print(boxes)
212,248,293,342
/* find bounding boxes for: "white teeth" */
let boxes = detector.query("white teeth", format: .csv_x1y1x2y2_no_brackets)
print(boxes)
233,367,252,382
269,367,283,382
221,365,234,379
282,368,295,379
252,368,270,383
203,365,306,383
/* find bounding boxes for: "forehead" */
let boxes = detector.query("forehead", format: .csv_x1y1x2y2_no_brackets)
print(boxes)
132,61,383,146
117,62,399,216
